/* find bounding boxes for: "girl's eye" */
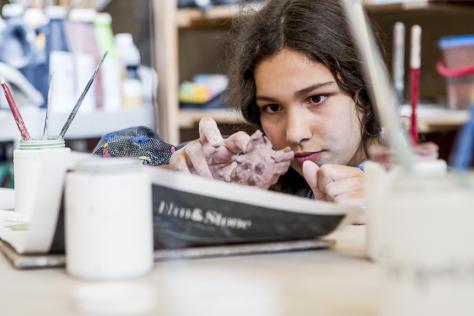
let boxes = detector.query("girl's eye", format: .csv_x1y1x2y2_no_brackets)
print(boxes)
307,95,328,105
261,104,282,113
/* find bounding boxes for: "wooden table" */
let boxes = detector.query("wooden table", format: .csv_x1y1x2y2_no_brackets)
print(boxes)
0,226,382,316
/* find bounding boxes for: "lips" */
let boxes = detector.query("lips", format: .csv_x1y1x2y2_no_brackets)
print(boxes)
294,151,325,164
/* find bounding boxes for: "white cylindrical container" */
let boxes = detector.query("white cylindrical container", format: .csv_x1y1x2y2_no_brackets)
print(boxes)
14,138,71,217
65,158,153,280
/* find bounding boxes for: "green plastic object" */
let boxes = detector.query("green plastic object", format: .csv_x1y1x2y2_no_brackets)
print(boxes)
94,12,116,57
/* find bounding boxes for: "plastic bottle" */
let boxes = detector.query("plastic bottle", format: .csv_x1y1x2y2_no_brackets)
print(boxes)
0,17,7,43
45,5,76,113
94,12,121,112
66,8,100,112
22,7,49,108
116,33,143,109
23,7,48,49
0,4,34,69
1,3,24,21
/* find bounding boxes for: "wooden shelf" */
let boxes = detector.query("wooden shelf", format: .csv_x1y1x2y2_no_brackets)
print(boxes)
0,106,155,142
177,104,468,133
176,2,263,28
175,1,440,28
179,108,245,128
399,104,469,133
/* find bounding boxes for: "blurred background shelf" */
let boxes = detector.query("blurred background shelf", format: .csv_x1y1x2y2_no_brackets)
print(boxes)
179,108,244,128
177,2,263,28
154,0,474,145
0,105,154,142
399,104,469,133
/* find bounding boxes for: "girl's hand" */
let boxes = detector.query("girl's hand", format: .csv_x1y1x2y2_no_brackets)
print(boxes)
168,117,293,189
302,161,364,208
168,117,251,178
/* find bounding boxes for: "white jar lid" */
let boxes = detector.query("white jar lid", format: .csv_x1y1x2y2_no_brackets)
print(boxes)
95,12,111,25
69,8,97,23
73,157,142,174
45,6,67,19
2,4,24,18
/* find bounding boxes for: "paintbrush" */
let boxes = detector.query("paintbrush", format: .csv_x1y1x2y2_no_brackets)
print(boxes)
341,0,414,170
59,51,108,139
392,22,405,106
43,73,53,139
409,25,421,145
1,81,31,140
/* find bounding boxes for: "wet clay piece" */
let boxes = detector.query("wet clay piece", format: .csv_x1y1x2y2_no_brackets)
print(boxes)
202,130,294,189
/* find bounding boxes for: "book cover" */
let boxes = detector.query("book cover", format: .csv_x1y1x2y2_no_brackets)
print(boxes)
2,166,361,256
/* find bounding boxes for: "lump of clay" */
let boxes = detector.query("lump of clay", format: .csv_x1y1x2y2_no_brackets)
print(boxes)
203,130,294,189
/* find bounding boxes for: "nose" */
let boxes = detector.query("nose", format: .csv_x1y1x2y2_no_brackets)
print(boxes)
285,105,312,145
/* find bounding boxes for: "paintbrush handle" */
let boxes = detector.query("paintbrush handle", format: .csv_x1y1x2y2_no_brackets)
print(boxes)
2,82,31,140
410,68,420,144
59,52,108,138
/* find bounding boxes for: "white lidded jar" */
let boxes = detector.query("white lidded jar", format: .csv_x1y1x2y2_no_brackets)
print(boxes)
14,138,72,252
65,158,153,280
14,138,70,217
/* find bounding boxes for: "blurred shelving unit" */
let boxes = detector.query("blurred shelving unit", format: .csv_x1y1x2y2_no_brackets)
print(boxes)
0,106,155,142
176,2,263,28
153,0,474,144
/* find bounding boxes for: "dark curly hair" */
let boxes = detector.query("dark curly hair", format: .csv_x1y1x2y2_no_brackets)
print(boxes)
227,0,381,155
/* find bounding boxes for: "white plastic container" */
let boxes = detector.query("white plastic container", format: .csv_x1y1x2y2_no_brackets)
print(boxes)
13,138,72,252
14,138,71,217
364,159,448,262
365,163,474,316
65,158,153,280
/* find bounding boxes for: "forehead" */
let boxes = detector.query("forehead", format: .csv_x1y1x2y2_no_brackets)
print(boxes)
254,48,336,96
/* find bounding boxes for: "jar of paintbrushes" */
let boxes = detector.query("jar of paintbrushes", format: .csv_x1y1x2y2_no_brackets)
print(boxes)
14,138,71,217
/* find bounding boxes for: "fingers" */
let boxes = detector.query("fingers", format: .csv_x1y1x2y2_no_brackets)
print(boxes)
223,131,251,154
199,117,223,146
324,177,363,200
318,164,363,182
273,147,294,163
168,150,190,173
184,141,213,178
302,161,326,201
316,164,364,206
333,190,364,208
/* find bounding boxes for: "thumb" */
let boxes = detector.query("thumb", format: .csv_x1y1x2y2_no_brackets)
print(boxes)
302,161,326,200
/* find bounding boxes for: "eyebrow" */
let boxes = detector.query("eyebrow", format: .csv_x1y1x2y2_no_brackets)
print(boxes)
256,81,337,102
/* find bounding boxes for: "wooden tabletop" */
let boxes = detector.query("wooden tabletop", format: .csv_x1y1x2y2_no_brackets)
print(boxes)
0,226,381,316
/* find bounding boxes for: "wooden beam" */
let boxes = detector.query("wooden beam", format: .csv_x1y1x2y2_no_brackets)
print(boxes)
152,0,179,145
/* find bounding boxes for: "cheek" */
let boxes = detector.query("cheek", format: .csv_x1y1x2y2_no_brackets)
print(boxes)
261,120,287,150
320,98,362,147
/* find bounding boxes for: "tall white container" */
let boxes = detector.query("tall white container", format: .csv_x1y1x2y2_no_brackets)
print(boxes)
65,158,153,280
13,138,72,253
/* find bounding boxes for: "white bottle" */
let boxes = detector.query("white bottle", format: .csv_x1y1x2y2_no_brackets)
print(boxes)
66,8,99,112
46,5,76,113
94,13,121,112
65,158,153,280
2,3,24,19
115,33,143,109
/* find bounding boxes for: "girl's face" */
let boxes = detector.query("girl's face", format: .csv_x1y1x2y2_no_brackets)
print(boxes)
254,48,365,175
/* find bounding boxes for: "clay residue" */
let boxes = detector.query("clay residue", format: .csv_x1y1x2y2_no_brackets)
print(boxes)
202,130,294,189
